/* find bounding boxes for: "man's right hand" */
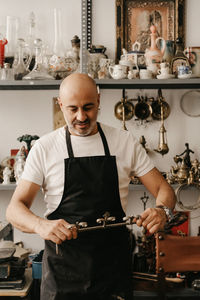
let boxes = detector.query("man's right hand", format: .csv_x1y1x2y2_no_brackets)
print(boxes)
34,218,78,244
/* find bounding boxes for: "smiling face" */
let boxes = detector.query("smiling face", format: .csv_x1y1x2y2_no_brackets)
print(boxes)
58,74,100,136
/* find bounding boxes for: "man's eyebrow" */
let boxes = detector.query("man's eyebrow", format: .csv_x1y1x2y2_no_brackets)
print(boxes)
65,103,95,108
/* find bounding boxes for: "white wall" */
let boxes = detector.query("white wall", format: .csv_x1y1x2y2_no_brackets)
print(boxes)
0,0,200,251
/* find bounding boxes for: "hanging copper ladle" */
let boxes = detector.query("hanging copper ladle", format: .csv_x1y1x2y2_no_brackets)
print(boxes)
114,89,134,130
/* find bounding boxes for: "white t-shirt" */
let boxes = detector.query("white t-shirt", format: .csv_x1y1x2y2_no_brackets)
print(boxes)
21,123,154,216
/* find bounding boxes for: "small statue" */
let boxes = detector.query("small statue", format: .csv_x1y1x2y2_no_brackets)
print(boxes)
14,156,25,184
2,167,12,185
178,143,194,169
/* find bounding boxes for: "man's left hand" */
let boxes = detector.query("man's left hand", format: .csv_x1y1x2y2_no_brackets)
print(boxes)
135,207,167,234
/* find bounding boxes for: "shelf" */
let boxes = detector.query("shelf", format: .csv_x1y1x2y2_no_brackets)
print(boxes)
0,183,16,190
0,80,62,90
96,78,200,89
0,78,200,90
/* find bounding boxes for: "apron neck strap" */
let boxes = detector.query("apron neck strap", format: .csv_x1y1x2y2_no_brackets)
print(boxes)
97,122,110,156
65,123,111,158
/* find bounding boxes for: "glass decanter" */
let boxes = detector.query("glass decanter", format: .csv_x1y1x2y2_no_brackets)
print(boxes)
13,39,31,80
23,39,54,80
26,12,37,71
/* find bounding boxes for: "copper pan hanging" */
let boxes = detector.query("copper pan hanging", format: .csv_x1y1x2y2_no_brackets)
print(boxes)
114,95,134,121
134,96,152,120
151,89,170,120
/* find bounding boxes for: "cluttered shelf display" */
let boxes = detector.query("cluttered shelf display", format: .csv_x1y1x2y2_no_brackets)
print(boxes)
0,1,200,83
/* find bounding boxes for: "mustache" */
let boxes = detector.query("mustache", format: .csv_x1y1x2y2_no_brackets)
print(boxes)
73,119,90,125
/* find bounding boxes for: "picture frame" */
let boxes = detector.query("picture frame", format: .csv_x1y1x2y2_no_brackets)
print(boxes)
53,97,65,130
115,0,185,61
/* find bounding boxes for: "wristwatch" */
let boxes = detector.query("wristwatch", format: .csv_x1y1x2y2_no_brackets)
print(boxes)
156,205,173,222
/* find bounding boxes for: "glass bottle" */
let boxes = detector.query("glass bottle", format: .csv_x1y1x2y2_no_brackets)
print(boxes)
26,12,36,71
171,38,189,76
0,34,8,68
23,39,54,80
13,39,31,80
49,8,67,79
5,16,19,66
0,63,14,80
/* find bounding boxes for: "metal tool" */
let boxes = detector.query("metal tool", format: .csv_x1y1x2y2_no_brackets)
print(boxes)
75,212,140,232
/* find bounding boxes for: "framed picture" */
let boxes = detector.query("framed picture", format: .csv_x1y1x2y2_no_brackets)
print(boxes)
53,97,65,130
115,0,185,60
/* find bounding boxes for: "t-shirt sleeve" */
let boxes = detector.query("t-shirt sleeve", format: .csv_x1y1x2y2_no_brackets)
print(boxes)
131,135,154,177
21,141,45,186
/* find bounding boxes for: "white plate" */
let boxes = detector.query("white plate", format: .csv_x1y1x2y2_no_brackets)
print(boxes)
157,74,175,79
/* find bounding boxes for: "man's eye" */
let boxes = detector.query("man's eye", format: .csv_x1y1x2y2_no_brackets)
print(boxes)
84,106,93,111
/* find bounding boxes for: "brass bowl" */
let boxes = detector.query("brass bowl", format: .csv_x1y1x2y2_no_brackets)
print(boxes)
114,101,134,121
151,100,170,120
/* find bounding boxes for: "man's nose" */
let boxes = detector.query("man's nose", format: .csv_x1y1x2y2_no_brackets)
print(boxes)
77,108,87,121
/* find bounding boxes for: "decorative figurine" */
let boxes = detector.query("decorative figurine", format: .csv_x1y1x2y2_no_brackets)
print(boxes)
14,156,25,184
178,143,194,169
2,167,11,185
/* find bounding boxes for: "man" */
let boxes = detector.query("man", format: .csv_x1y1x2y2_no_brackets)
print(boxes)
6,73,175,300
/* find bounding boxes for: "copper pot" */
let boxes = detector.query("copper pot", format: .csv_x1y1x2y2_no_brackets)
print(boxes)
151,99,170,120
114,100,134,121
134,96,152,120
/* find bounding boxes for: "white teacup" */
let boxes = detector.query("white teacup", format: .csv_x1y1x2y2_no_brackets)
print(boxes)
139,69,152,79
109,64,127,80
127,69,139,79
157,66,170,76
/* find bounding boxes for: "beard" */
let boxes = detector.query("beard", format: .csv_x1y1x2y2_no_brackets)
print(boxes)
66,119,97,136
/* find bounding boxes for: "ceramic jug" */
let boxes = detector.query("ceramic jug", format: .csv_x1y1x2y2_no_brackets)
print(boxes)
109,64,127,79
145,25,166,75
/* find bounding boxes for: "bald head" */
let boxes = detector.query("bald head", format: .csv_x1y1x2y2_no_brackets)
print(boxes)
58,73,100,136
59,73,98,101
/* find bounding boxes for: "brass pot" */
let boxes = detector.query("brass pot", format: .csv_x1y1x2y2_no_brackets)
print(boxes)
151,99,170,120
134,96,152,120
114,100,134,121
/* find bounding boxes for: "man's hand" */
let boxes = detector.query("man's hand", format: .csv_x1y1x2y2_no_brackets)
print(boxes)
34,218,78,244
135,207,167,234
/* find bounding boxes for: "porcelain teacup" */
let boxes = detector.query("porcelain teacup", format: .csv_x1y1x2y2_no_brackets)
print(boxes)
109,64,127,79
139,69,152,79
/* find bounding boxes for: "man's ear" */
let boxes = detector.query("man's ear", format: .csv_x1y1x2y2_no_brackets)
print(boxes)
97,93,100,107
57,97,63,110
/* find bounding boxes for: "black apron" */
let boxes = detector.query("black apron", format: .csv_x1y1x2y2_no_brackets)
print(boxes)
41,123,133,300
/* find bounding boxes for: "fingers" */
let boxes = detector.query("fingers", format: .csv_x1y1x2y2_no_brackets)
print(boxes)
135,208,166,234
38,219,78,244
54,220,78,243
